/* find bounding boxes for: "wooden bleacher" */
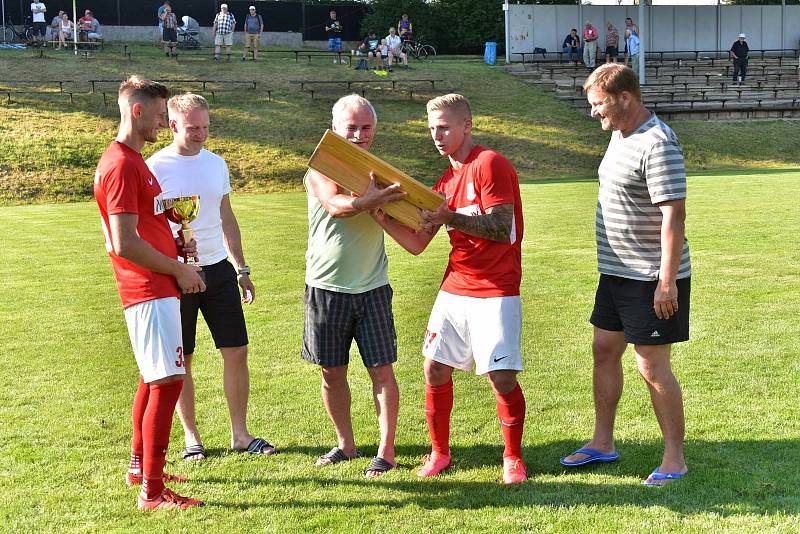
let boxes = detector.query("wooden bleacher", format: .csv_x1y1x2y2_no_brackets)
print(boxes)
508,49,800,120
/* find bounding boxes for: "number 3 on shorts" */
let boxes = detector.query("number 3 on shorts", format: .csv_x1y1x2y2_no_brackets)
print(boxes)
175,346,184,367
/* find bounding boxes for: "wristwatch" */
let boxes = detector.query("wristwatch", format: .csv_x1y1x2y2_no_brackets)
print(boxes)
237,266,251,276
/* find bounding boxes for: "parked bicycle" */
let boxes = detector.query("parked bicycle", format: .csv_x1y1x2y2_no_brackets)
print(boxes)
401,37,436,62
2,17,37,46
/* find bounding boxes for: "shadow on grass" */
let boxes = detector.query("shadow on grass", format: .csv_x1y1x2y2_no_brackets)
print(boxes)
199,439,800,516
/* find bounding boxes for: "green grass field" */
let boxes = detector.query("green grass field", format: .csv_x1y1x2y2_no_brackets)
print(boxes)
1,170,799,532
2,44,800,205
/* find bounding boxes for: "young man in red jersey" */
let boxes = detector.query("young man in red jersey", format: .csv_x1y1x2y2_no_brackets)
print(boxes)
94,75,206,510
371,93,527,484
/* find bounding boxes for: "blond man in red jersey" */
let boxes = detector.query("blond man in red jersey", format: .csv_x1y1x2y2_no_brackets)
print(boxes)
94,76,206,510
372,94,528,485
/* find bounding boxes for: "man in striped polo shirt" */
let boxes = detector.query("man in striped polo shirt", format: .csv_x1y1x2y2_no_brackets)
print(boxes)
560,64,691,487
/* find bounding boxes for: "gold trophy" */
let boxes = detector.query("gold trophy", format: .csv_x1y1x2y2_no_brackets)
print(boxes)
164,196,204,282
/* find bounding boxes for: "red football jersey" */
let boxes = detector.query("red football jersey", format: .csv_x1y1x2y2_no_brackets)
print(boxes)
433,146,523,297
94,141,180,308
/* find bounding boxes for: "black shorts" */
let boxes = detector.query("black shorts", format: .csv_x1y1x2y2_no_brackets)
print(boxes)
590,274,690,345
302,284,397,368
180,259,248,355
163,28,177,43
33,22,47,36
606,46,618,57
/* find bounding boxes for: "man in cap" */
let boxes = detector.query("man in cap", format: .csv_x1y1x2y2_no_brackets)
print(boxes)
730,33,749,84
212,3,236,61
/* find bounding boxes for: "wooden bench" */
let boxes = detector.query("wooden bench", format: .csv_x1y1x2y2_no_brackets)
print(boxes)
88,78,259,93
1,90,74,104
99,88,273,106
290,78,444,99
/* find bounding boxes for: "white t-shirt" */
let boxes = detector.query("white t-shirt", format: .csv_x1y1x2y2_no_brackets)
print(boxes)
31,3,46,23
147,147,232,267
385,34,401,51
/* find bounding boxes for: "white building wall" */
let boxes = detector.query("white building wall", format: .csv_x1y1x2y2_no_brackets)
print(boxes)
507,4,800,57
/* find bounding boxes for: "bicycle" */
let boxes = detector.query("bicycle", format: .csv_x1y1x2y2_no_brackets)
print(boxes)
2,17,36,45
401,37,436,63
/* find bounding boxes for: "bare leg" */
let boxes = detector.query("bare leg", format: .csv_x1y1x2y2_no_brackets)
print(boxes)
365,364,399,475
317,365,358,464
174,354,204,455
562,327,626,463
635,343,687,482
221,345,256,449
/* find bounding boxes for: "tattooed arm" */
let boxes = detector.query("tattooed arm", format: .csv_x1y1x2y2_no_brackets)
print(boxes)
421,202,513,242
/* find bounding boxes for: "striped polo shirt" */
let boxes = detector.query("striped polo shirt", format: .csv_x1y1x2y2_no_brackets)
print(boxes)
596,113,691,281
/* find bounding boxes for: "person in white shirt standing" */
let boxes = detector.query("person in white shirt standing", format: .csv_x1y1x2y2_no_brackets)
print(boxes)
147,93,278,462
384,27,408,72
30,2,47,46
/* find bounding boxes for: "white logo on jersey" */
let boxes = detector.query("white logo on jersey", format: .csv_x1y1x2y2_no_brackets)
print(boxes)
466,182,476,201
650,330,661,337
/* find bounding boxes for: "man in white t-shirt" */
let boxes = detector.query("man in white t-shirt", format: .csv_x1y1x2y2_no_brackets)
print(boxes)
31,2,47,46
384,27,407,71
147,93,277,461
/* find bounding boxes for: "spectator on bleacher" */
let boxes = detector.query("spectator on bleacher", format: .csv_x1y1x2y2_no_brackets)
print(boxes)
623,17,640,67
359,31,380,69
30,2,47,46
605,22,619,64
730,33,749,84
160,4,178,58
78,10,102,45
625,29,640,76
398,14,413,42
385,27,408,72
57,12,73,50
50,10,64,45
563,29,581,65
157,1,170,43
583,20,599,69
241,6,264,62
377,39,389,71
212,3,236,62
325,10,345,64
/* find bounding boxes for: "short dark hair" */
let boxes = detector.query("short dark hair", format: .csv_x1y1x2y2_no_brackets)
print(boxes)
118,76,170,102
571,28,577,32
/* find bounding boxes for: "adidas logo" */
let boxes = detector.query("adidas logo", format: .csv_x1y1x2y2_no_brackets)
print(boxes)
650,330,661,338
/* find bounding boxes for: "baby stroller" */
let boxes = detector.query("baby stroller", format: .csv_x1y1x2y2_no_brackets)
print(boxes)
177,16,200,49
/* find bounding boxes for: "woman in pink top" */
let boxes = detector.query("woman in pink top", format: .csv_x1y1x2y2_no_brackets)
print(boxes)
605,22,619,63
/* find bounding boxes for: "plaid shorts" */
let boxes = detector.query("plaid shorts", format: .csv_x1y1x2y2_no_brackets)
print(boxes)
302,284,397,368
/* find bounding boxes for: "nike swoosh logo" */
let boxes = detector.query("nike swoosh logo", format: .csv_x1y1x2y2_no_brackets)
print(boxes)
493,355,508,363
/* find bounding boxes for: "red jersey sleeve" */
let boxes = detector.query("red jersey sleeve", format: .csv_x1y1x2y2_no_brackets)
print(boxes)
476,152,517,210
102,158,142,216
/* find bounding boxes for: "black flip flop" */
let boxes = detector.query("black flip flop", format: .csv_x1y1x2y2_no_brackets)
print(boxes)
237,437,278,456
182,444,207,461
364,456,396,478
316,447,361,466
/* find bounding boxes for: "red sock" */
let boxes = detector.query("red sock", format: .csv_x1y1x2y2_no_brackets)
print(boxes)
129,376,148,473
494,383,525,459
424,379,453,456
141,380,183,499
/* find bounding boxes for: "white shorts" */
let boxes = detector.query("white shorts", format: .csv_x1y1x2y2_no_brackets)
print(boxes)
124,297,185,383
422,291,523,376
214,33,233,46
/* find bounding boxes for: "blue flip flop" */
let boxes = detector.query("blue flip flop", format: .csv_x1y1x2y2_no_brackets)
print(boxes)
560,447,620,467
642,467,687,486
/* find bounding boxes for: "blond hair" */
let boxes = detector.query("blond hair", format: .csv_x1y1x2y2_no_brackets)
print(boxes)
583,63,641,102
118,75,169,103
426,93,472,119
167,93,209,118
331,94,377,125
